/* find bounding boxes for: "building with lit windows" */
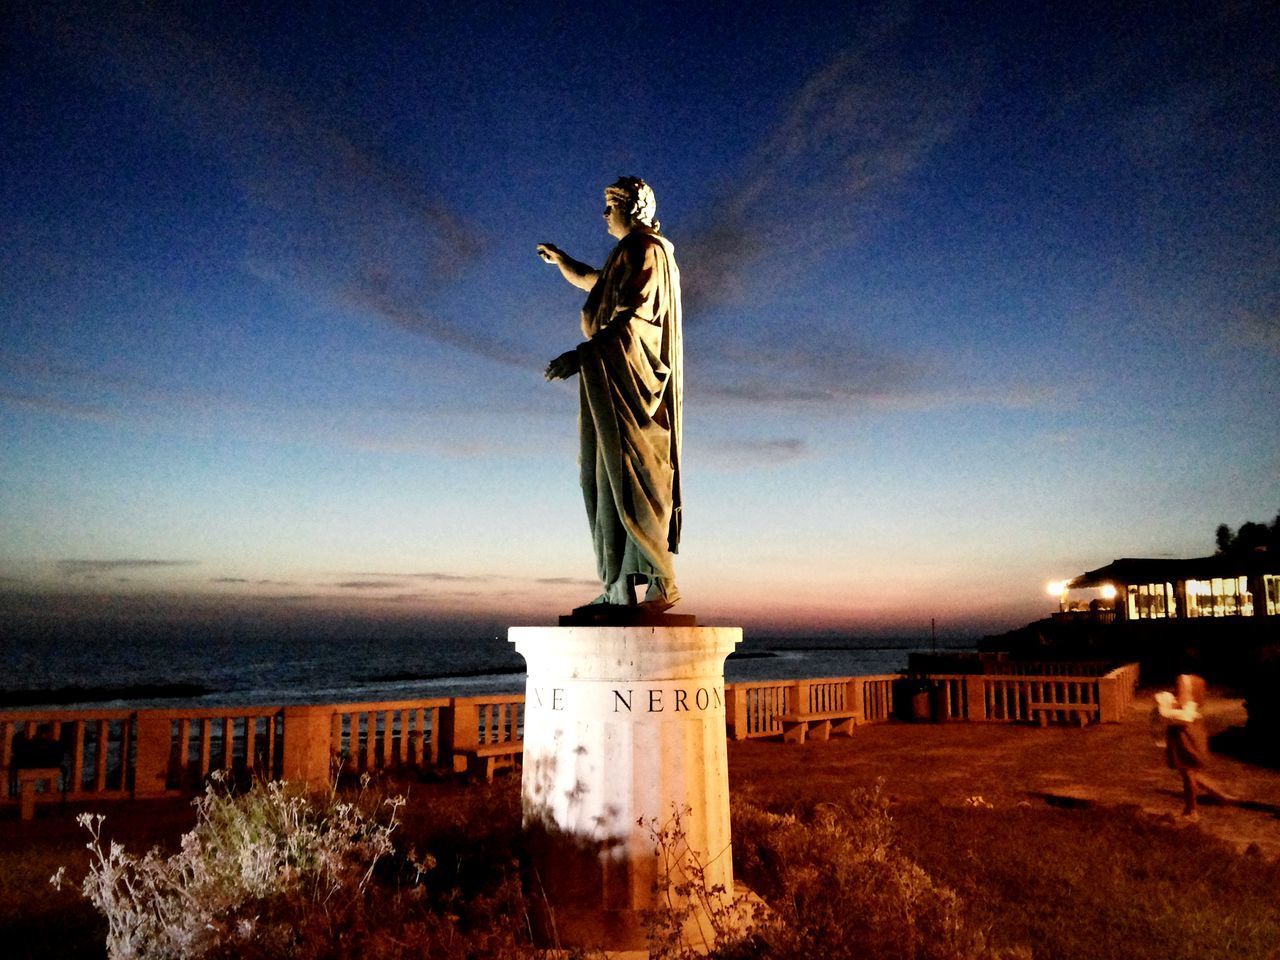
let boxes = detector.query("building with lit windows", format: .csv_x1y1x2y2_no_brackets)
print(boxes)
1050,556,1279,623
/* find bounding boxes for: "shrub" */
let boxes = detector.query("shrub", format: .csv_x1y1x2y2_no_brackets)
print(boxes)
642,805,751,960
53,774,405,960
52,774,548,960
54,773,1039,959
722,784,1028,960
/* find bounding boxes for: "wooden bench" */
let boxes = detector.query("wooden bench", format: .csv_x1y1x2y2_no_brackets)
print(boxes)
1029,702,1100,728
457,743,523,781
778,711,858,745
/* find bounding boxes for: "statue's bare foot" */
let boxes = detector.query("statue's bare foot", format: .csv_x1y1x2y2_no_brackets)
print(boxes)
639,579,680,612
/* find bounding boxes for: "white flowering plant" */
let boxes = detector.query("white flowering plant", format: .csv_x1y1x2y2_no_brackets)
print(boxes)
52,773,407,960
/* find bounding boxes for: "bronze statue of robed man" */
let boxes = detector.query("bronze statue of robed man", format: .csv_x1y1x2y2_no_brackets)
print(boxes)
539,176,683,612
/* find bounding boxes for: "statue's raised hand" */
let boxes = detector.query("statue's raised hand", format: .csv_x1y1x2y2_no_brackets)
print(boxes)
545,350,580,381
536,243,564,265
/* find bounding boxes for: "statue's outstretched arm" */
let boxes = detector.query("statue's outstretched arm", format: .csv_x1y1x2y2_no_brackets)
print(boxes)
537,243,599,292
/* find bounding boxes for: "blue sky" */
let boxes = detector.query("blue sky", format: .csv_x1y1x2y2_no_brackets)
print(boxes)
2,0,1277,639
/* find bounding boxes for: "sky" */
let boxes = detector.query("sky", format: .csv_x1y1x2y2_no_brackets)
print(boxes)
1,0,1277,641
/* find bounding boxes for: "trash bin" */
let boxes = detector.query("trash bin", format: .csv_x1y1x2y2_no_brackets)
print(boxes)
911,689,932,722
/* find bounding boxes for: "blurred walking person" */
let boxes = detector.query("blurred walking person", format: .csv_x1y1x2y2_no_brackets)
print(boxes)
1154,673,1238,820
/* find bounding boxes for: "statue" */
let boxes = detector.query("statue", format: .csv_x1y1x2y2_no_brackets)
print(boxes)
539,177,683,612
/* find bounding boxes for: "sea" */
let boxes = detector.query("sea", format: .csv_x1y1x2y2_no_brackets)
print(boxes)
0,631,976,711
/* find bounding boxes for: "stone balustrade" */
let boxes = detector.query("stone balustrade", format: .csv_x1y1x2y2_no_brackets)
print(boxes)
723,674,899,739
725,663,1141,734
0,709,136,801
991,660,1117,677
0,663,1141,809
328,698,450,776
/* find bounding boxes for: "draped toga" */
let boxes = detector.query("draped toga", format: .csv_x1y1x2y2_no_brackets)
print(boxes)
575,227,682,590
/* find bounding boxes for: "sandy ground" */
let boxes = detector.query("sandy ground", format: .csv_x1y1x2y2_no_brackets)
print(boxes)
727,688,1280,860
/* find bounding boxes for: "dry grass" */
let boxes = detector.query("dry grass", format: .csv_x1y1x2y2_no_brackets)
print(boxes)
892,801,1280,960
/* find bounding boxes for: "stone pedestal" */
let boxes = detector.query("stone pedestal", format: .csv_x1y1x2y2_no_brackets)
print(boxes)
509,625,742,951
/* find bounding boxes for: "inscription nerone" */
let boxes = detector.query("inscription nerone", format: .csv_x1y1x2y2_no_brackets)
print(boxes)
526,678,725,717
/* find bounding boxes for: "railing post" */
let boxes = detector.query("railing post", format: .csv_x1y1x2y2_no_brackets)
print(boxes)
132,713,172,797
444,697,479,773
281,706,334,790
791,680,811,716
964,676,987,721
846,678,865,723
725,684,748,740
1098,675,1121,723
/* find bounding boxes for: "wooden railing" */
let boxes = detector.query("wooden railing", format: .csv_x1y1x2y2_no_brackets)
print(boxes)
1,663,1141,807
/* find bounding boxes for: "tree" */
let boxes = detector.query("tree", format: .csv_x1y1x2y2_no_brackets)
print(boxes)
1214,513,1279,556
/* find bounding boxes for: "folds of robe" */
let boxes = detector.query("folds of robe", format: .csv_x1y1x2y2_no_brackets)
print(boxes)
575,228,683,588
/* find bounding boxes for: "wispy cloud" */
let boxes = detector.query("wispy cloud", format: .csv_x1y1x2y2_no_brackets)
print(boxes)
0,347,517,458
15,2,1006,422
19,0,494,361
370,593,428,603
683,18,979,313
57,559,197,577
350,571,496,583
333,571,598,593
692,335,929,409
702,438,809,470
533,577,600,588
337,280,527,368
210,577,294,586
341,434,496,458
0,388,119,423
674,18,984,411
1233,311,1280,358
693,340,1057,412
0,349,262,433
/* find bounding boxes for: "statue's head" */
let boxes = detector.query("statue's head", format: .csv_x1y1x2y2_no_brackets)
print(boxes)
604,176,660,237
